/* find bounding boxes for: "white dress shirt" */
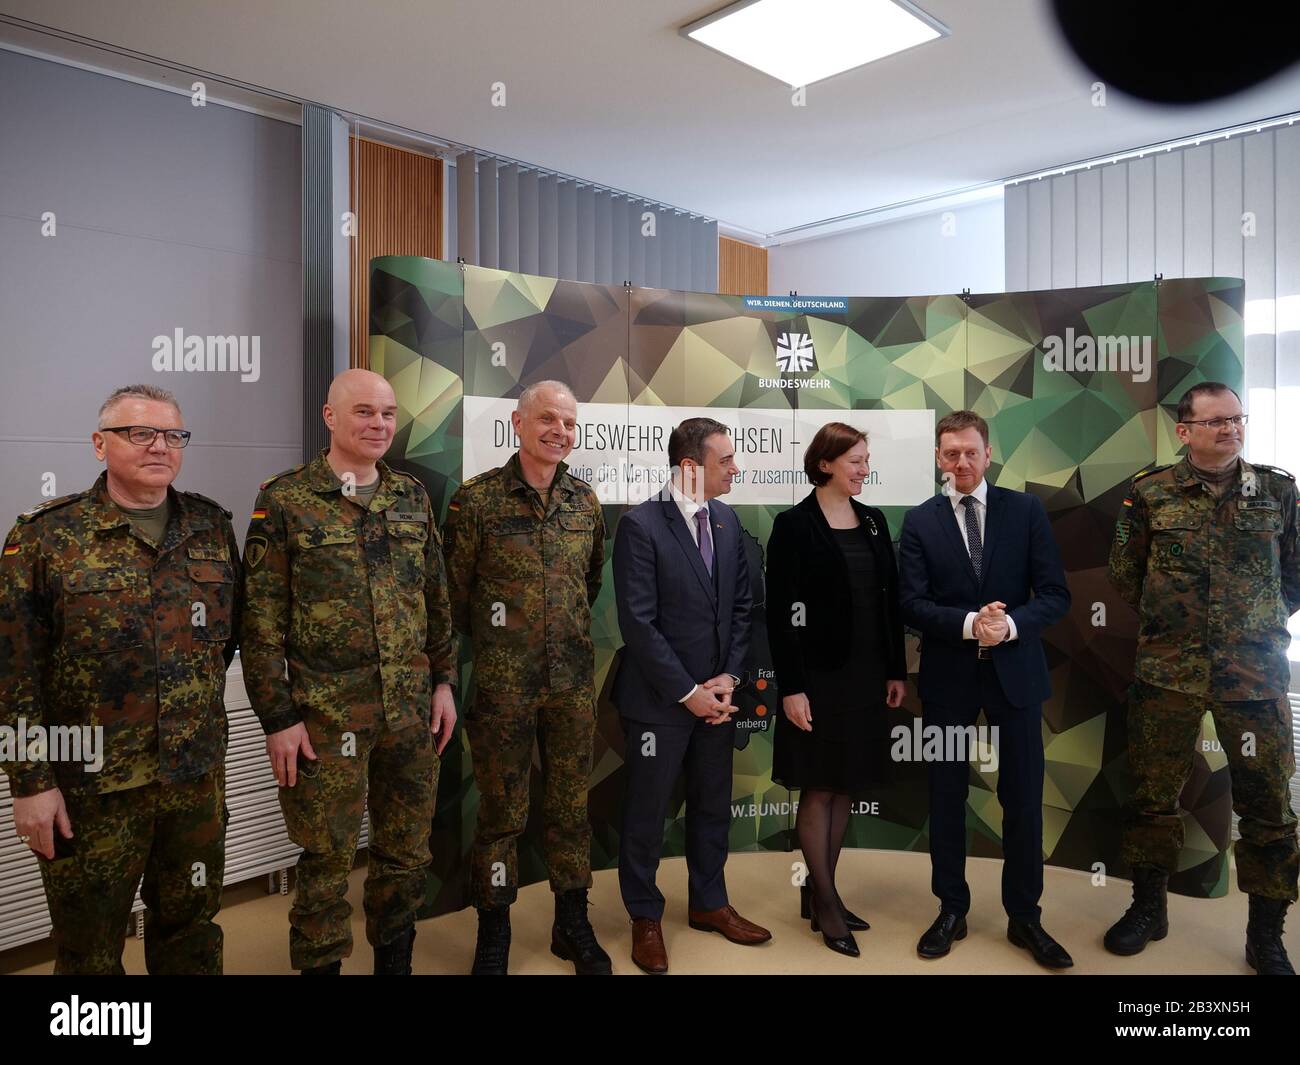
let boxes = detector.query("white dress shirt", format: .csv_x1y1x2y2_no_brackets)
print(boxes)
668,479,712,550
949,479,1018,643
666,480,737,703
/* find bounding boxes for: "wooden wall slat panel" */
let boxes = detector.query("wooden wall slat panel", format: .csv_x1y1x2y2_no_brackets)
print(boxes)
349,137,443,368
718,235,767,296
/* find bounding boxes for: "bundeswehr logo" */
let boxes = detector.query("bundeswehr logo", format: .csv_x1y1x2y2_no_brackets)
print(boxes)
775,332,816,374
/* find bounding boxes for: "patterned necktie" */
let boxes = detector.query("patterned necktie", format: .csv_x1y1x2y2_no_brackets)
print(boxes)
962,495,982,580
694,507,713,575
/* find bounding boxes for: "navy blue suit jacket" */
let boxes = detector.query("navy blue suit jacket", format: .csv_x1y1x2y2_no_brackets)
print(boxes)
611,490,752,726
898,485,1069,709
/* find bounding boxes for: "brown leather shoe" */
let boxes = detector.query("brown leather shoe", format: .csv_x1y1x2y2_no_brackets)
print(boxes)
688,905,772,945
631,918,668,974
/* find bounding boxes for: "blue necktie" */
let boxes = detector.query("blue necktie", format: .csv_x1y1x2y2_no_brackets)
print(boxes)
694,508,713,575
962,496,982,580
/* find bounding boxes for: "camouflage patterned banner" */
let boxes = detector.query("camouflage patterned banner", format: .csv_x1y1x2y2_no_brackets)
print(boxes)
368,257,1244,911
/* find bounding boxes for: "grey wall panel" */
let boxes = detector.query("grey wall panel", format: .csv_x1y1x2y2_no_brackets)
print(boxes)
0,50,298,261
690,215,709,292
593,189,612,285
456,151,479,264
676,214,693,292
1213,138,1245,281
659,209,678,291
478,157,499,269
1154,151,1184,278
497,163,520,272
1101,162,1128,285
1244,130,1276,444
627,200,646,287
612,195,630,285
517,168,539,276
445,160,458,262
0,215,303,531
302,104,333,460
0,50,302,532
1275,126,1300,431
1027,180,1052,289
702,219,719,293
1003,182,1028,291
1243,133,1274,304
1050,173,1076,289
538,173,558,278
1126,156,1155,281
557,179,577,280
575,184,595,282
1183,144,1214,277
330,112,351,375
644,205,662,288
1075,168,1102,287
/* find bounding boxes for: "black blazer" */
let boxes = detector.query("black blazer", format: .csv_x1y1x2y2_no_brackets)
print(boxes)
897,485,1070,709
765,490,907,698
611,489,752,725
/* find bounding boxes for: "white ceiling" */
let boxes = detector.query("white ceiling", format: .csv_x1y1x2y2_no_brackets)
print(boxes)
5,0,1300,239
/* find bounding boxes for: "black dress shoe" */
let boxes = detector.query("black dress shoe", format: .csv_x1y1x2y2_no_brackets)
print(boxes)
917,912,967,958
810,902,871,934
1008,919,1074,970
802,879,870,930
811,896,860,958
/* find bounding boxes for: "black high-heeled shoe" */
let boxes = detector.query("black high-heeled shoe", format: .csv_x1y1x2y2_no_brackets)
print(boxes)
801,877,870,930
810,894,860,958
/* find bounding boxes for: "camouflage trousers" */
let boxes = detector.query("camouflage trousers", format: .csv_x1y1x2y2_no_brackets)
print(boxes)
279,714,437,970
37,767,226,974
465,686,595,907
1123,679,1299,900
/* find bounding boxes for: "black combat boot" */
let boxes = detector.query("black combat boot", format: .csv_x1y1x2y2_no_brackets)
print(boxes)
1104,864,1169,956
551,888,613,975
1245,896,1295,975
374,924,416,975
471,906,511,975
301,960,342,975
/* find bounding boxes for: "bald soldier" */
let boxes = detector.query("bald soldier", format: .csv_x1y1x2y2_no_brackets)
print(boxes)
442,381,611,975
0,383,240,973
241,369,456,975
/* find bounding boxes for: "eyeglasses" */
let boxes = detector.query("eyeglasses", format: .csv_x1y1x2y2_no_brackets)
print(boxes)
101,425,192,448
1181,415,1248,431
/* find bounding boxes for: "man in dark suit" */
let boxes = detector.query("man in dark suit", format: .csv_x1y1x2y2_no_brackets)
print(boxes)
612,417,772,974
898,410,1073,969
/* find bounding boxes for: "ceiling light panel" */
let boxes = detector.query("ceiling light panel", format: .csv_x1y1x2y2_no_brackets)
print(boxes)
682,0,947,88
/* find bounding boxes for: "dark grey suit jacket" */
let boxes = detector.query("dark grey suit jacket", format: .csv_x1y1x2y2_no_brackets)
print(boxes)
611,489,752,725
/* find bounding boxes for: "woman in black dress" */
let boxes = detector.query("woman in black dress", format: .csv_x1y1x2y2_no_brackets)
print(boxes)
766,422,907,957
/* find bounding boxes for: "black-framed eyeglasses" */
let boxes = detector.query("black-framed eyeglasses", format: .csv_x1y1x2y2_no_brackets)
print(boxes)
101,425,192,448
1181,415,1248,431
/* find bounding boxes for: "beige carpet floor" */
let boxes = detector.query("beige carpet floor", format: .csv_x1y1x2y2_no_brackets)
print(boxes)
4,848,1291,975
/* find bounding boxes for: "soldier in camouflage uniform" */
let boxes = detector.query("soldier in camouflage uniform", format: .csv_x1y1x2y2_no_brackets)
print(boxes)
443,380,611,975
0,384,239,974
1107,381,1300,975
240,369,456,975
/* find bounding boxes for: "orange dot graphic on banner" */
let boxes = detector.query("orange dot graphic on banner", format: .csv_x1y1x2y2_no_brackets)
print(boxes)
756,706,766,716
755,678,767,690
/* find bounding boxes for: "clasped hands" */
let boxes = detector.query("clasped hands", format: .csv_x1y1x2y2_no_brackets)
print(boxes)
685,675,736,725
973,600,1010,647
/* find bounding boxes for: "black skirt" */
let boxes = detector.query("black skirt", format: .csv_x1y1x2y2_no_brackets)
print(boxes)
772,525,893,793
